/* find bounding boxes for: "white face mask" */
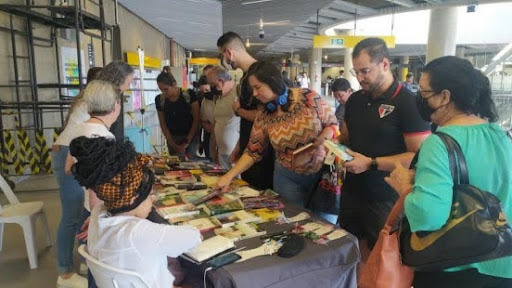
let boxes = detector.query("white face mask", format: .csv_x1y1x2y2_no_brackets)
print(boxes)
222,57,234,71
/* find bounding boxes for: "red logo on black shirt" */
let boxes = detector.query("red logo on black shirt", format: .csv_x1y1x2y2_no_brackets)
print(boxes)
378,104,395,118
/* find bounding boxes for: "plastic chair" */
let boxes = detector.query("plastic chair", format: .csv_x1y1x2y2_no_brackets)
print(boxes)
78,245,150,288
0,174,52,269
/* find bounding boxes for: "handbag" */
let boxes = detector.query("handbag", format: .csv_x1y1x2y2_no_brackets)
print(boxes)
359,192,414,288
400,132,512,271
306,164,341,215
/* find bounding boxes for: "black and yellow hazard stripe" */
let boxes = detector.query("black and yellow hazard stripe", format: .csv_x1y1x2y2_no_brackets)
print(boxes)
4,130,23,175
18,129,39,175
35,128,52,173
2,130,11,175
53,127,62,143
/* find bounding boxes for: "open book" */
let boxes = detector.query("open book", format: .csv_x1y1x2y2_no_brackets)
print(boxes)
291,142,316,170
183,235,235,263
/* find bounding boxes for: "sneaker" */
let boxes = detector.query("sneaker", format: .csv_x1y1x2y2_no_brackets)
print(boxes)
78,263,88,275
57,273,88,288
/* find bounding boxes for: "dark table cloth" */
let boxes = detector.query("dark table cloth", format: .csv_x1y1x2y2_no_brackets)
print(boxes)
149,200,360,288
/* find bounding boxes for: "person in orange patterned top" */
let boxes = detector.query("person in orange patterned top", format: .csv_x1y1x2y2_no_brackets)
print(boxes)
216,62,338,208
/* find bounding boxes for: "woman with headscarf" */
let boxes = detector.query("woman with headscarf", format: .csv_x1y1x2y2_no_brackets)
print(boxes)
70,136,201,288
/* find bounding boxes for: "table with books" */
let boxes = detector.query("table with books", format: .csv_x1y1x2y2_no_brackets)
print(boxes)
150,156,360,288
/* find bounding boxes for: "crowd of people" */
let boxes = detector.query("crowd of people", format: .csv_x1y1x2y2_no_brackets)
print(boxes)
52,32,512,288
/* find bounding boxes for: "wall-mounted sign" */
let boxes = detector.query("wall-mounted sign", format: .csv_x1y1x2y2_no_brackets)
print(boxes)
87,43,95,67
126,51,161,69
313,35,395,49
188,57,220,65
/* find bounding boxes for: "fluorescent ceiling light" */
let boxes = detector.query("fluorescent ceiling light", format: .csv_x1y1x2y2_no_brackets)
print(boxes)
194,48,206,51
241,0,273,5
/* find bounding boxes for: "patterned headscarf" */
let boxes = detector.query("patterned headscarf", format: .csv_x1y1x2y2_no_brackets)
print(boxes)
95,154,154,213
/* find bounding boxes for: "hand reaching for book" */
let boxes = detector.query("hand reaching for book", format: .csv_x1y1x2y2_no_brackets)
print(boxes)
215,174,233,193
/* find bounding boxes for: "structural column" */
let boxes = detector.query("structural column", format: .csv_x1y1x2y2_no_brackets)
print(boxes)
399,56,410,82
310,48,322,93
341,30,359,90
343,47,359,90
426,7,459,63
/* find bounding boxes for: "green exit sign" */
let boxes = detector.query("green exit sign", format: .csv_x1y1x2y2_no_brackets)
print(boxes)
330,39,344,46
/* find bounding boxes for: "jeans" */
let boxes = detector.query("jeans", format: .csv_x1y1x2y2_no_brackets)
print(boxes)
273,162,320,208
52,146,85,274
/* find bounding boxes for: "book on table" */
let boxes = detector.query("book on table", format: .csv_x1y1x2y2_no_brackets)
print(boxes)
249,208,283,222
204,199,245,216
215,210,260,228
154,193,186,207
167,205,210,224
182,235,235,263
214,222,266,242
155,204,198,220
154,184,186,196
181,216,222,233
242,197,284,210
179,189,212,204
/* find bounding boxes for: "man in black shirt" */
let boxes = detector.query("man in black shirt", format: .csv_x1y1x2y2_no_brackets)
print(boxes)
338,38,431,249
216,32,274,189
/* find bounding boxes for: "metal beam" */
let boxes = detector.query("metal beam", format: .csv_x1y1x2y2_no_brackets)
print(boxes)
332,0,378,14
319,8,353,19
385,0,417,8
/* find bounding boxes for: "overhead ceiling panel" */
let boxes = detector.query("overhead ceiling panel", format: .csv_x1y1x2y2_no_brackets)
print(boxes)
118,0,222,52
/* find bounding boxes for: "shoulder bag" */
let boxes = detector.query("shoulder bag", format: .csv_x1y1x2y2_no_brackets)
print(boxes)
400,132,512,271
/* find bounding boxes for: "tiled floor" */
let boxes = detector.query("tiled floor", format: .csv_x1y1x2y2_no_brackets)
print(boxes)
0,174,81,288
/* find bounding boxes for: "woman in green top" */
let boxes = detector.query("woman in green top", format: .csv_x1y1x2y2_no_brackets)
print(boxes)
386,56,512,288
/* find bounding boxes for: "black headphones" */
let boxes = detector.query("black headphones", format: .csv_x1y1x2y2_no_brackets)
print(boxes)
266,86,289,112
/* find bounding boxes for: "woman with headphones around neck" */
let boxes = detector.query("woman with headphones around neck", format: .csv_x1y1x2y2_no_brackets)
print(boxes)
216,62,338,208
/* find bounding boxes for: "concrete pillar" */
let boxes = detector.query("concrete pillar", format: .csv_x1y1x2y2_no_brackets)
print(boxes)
426,7,459,63
341,30,359,91
290,54,300,80
310,48,322,93
399,56,410,82
343,47,360,91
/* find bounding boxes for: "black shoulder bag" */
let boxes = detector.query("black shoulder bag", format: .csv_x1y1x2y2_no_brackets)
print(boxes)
400,132,512,271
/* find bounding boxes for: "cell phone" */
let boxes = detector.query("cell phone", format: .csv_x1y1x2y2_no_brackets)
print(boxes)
206,252,241,270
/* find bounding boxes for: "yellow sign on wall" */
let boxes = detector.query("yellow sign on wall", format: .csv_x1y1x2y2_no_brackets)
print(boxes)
126,52,161,69
189,57,220,65
313,35,395,49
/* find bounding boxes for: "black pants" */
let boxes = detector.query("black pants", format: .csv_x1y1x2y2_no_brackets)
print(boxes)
414,269,512,288
338,180,395,249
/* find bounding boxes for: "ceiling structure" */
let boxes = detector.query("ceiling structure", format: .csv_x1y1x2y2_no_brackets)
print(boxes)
118,0,510,62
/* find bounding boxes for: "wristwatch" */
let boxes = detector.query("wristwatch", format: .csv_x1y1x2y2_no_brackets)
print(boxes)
370,157,378,171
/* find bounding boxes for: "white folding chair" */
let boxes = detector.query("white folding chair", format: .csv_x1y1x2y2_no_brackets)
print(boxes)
78,245,150,288
0,175,52,269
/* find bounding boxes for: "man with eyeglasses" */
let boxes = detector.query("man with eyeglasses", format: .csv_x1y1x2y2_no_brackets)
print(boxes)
337,37,431,250
216,32,274,190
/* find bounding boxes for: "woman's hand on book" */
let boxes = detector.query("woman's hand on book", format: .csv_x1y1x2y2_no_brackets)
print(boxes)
215,174,233,193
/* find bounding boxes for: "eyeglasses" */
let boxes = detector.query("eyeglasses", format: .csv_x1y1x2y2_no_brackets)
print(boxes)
417,89,439,100
349,64,378,77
